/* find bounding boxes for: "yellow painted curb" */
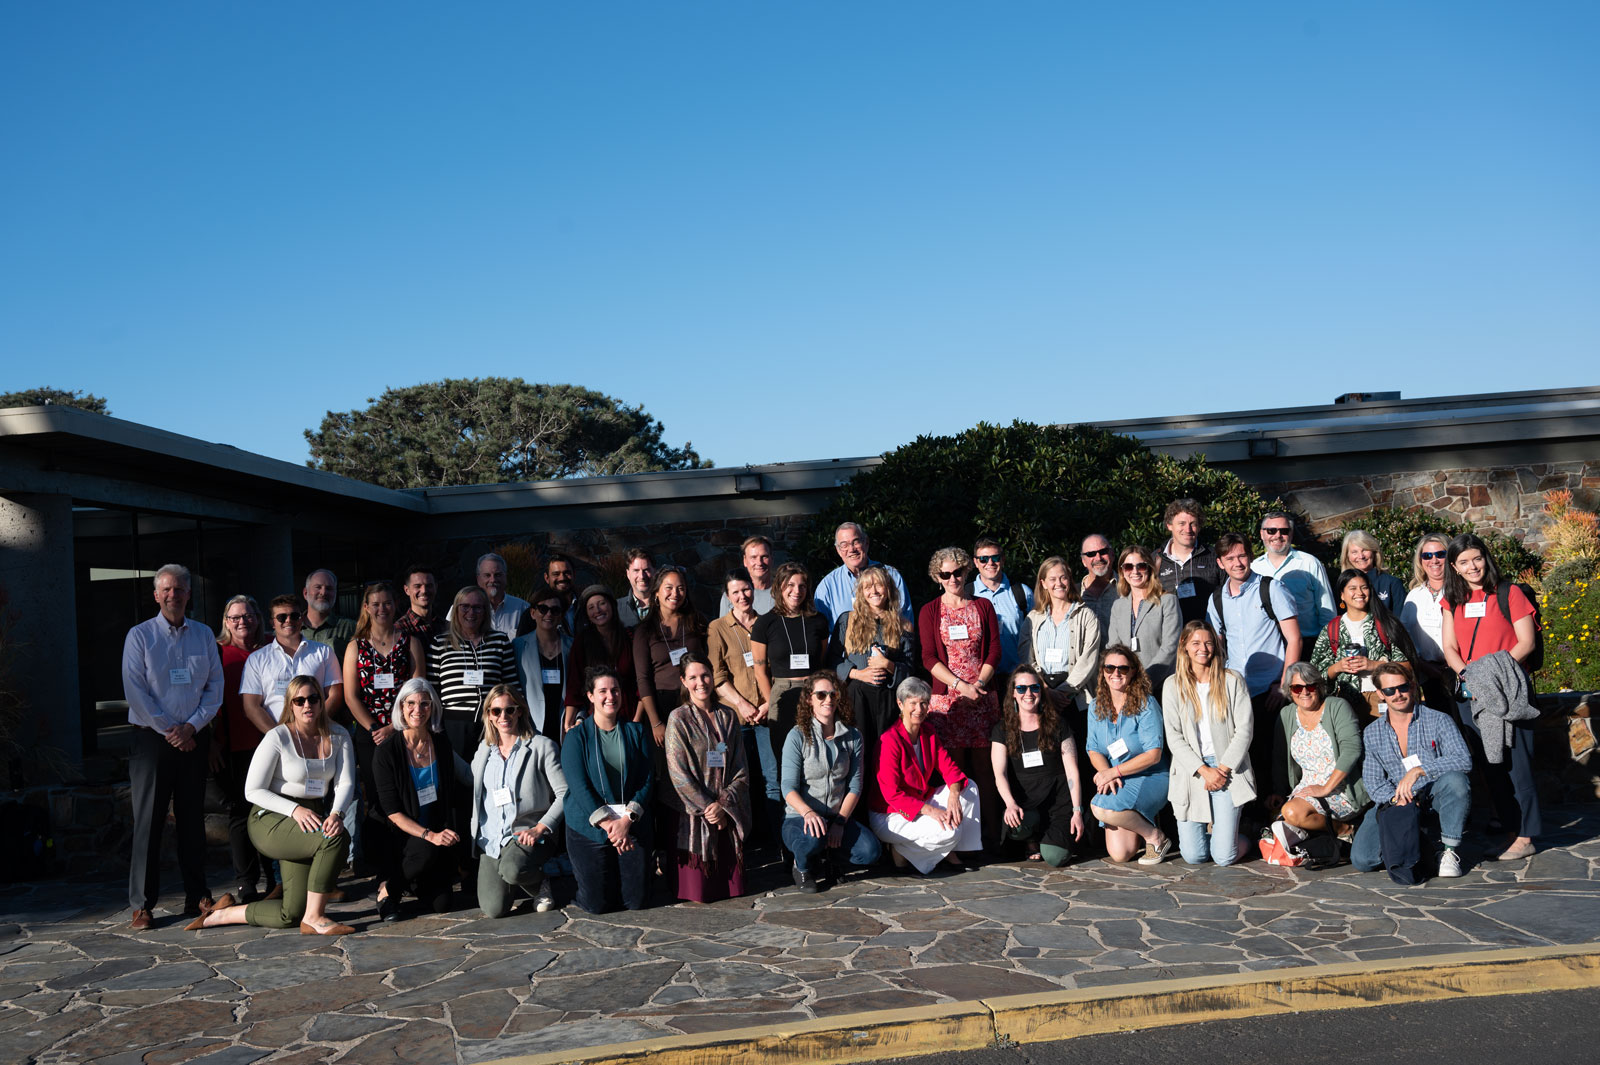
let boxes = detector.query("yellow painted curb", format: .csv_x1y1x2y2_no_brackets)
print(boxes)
482,943,1600,1065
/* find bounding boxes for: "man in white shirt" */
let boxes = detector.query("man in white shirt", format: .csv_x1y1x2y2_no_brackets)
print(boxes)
121,564,223,929
967,538,1033,672
720,536,776,616
454,552,528,639
1250,511,1336,640
813,522,912,626
241,594,344,723
617,549,654,628
1078,533,1120,644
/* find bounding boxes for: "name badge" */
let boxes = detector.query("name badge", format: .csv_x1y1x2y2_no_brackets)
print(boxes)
789,654,810,670
669,648,687,666
707,750,726,769
743,651,754,668
462,669,486,686
493,786,514,807
374,673,395,690
541,668,561,685
1177,580,1197,599
1463,601,1487,618
1021,750,1045,768
1401,754,1422,772
948,624,970,640
169,667,192,686
273,678,289,696
1042,647,1065,669
1360,675,1376,693
417,784,438,806
1130,636,1141,653
302,776,326,798
1107,737,1130,760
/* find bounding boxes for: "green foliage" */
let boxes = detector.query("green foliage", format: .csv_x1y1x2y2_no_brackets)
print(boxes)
801,421,1278,593
1332,507,1543,586
1536,565,1600,693
306,378,711,490
0,387,108,414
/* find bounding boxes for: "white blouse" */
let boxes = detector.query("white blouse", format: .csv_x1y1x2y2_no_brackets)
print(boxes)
245,724,357,818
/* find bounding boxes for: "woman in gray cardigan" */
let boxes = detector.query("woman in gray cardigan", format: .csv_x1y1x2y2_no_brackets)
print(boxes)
780,671,882,893
1107,546,1181,692
1272,663,1368,842
1161,622,1256,866
470,685,568,918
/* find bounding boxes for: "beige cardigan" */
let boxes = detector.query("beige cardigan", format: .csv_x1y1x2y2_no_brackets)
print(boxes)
1160,671,1258,819
1018,602,1101,700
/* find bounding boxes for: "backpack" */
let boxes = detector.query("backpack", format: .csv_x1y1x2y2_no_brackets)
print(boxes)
1496,582,1545,674
963,577,1028,619
1325,611,1398,658
1210,575,1277,636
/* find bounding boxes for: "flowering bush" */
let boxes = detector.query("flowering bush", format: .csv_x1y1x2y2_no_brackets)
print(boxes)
1537,569,1600,693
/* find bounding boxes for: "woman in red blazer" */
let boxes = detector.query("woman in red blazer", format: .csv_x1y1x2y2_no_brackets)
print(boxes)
868,677,982,873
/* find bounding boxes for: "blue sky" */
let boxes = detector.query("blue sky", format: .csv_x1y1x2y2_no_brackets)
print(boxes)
3,2,1596,473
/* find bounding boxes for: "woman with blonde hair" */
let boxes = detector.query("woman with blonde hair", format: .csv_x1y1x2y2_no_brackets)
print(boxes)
1106,546,1181,690
1337,529,1406,615
1400,532,1454,711
471,685,567,918
830,565,920,752
1019,556,1101,709
1161,622,1255,865
428,586,518,753
214,594,276,903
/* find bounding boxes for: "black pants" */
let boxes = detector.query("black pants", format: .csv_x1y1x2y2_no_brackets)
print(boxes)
398,832,460,913
218,748,275,891
128,726,210,911
567,823,652,914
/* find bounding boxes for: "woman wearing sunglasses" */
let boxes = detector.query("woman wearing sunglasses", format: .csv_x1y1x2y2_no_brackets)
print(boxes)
989,666,1084,866
1161,623,1255,865
1271,662,1367,845
372,678,465,919
471,685,567,918
1085,646,1171,864
512,583,573,743
186,675,356,934
1106,546,1181,691
781,672,880,892
1400,534,1455,712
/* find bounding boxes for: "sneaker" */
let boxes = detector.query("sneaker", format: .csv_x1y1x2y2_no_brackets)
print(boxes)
533,881,556,913
1438,848,1463,878
792,863,819,894
1272,820,1307,854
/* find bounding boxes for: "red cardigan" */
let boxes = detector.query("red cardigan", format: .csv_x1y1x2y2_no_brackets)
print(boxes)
871,721,969,820
917,595,1001,695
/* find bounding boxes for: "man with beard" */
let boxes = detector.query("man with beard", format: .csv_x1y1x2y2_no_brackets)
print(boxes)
1077,533,1119,648
302,569,356,662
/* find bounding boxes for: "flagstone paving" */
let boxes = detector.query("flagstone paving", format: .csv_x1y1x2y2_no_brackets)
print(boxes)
3,807,1597,1064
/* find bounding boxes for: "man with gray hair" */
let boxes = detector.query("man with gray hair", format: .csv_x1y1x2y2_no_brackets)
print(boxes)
1251,511,1336,638
1078,532,1120,644
813,522,912,625
452,552,529,639
121,564,223,930
301,568,356,662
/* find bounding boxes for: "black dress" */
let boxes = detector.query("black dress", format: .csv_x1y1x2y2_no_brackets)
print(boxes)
989,721,1077,855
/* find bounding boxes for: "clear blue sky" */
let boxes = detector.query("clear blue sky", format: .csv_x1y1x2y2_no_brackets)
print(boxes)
4,2,1596,473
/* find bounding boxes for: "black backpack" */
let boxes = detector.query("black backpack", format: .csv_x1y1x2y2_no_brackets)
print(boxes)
963,577,1028,619
1496,582,1545,674
1209,575,1277,635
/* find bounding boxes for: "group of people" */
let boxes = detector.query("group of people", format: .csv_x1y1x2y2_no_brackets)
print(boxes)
121,502,1546,932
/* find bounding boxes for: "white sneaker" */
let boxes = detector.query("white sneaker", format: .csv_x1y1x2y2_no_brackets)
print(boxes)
1437,848,1463,878
533,881,556,912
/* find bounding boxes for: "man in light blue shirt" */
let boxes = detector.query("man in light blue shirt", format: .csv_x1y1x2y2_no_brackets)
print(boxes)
1250,511,1336,640
813,522,912,626
1206,533,1303,775
966,537,1032,673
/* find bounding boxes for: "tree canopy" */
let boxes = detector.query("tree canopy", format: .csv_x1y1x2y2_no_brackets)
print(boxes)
305,378,710,489
0,387,109,414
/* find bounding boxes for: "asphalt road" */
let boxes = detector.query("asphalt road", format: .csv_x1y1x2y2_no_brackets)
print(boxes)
898,985,1600,1065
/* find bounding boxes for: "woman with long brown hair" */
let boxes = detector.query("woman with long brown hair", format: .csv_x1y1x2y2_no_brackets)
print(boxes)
1085,645,1171,864
780,671,880,892
989,665,1084,866
830,565,920,754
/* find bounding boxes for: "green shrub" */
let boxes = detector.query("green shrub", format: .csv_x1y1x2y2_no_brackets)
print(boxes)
802,421,1279,596
1332,507,1543,588
1536,567,1600,693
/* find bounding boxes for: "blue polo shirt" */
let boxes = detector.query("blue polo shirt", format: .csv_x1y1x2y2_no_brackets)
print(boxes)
970,575,1033,673
1205,573,1298,696
814,560,913,626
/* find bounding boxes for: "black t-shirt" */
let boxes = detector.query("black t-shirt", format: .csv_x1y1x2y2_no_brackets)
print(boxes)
751,612,830,679
988,721,1069,805
538,649,564,740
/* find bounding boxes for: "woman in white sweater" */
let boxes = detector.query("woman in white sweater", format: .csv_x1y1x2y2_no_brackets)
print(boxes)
186,675,357,935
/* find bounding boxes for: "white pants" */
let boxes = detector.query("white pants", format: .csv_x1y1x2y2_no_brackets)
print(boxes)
870,781,982,874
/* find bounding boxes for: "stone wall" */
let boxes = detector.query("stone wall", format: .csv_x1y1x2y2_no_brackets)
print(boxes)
1260,461,1600,549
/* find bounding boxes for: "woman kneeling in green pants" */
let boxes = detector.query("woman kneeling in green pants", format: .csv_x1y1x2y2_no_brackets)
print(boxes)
188,674,358,935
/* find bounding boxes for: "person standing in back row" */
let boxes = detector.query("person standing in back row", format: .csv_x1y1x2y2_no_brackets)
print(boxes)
1205,533,1302,776
814,523,913,626
720,536,776,617
967,538,1033,675
1155,499,1221,626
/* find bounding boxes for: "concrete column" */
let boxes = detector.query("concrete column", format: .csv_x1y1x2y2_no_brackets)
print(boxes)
0,492,83,772
241,523,295,606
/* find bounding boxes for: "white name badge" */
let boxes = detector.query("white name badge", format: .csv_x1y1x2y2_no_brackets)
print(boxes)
374,673,396,690
707,750,726,768
1021,750,1045,769
789,654,810,670
603,803,630,821
1463,602,1487,618
273,679,290,696
416,784,438,806
948,624,970,640
1130,636,1141,653
462,669,486,686
493,786,514,807
1042,647,1065,669
541,669,561,685
1108,737,1130,760
302,776,326,798
669,648,687,666
743,651,755,668
1360,675,1376,693
1177,580,1197,599
1401,754,1423,772
169,667,192,686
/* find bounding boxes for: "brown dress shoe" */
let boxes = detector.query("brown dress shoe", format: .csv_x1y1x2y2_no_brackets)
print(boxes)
300,919,355,936
130,909,153,931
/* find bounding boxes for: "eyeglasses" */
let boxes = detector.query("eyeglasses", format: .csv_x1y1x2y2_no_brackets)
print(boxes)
1289,683,1318,695
812,691,837,702
1120,562,1151,573
487,706,519,717
938,570,965,581
1102,664,1132,676
273,611,302,623
224,614,255,623
1081,548,1111,559
1261,526,1291,536
1013,683,1042,694
1378,683,1413,697
533,603,561,615
291,694,322,706
1420,550,1447,561
456,604,485,612
974,554,1001,564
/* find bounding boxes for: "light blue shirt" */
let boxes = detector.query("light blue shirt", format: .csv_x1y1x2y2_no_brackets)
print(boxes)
970,575,1033,673
814,560,913,626
121,614,224,732
1251,549,1335,637
1205,573,1298,696
476,739,528,858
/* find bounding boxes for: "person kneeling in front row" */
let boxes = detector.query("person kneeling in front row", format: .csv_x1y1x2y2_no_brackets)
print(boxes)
782,671,881,891
472,685,567,918
869,677,982,873
1352,663,1472,879
374,678,467,917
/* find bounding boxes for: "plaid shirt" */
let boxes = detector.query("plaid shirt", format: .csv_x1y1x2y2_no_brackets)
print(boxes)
1361,705,1473,804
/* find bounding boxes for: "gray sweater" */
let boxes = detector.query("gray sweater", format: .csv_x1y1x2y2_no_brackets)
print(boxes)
469,734,568,844
780,720,865,818
1461,649,1539,764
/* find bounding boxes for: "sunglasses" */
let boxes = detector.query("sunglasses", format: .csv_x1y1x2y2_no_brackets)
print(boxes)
1081,548,1111,559
938,570,966,581
1120,562,1151,573
273,611,302,623
1261,526,1291,536
1289,683,1318,695
812,690,837,701
291,694,322,706
974,554,1001,564
1013,683,1042,694
487,705,519,717
533,603,562,615
1102,663,1132,676
1378,683,1413,697
1420,550,1447,561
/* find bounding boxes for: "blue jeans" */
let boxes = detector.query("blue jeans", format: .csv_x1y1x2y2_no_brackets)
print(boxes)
781,815,882,874
1176,757,1242,866
1351,770,1470,871
743,724,784,844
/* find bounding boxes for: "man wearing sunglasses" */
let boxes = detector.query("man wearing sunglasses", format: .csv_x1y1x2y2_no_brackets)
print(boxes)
965,538,1033,673
241,594,345,725
1155,499,1221,626
1077,533,1120,645
1352,663,1473,878
1250,512,1335,638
